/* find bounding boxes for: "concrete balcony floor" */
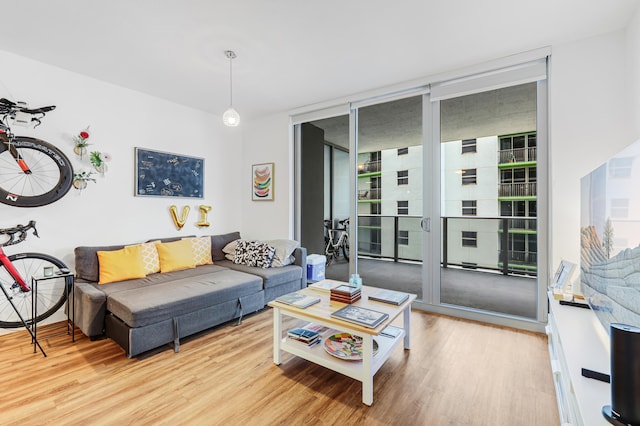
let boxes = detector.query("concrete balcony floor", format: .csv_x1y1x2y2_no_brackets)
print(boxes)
325,257,537,319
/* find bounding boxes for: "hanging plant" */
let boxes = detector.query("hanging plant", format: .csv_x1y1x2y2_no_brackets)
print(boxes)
73,126,91,158
90,150,111,174
72,170,96,191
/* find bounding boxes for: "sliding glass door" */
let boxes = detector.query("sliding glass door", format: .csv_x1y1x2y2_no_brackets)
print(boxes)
294,55,549,330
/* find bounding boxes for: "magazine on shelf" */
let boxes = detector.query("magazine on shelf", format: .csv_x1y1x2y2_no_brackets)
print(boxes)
368,289,410,306
288,328,320,343
308,280,342,293
303,323,332,336
380,325,403,338
275,292,321,308
330,305,389,328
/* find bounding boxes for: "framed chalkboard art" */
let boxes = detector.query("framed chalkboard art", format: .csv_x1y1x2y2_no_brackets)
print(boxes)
135,148,204,198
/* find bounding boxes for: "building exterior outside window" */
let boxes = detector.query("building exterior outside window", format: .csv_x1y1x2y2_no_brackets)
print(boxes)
354,131,536,273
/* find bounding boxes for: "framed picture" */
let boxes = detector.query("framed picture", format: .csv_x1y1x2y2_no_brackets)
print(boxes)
135,148,204,198
552,260,576,290
252,162,274,201
330,305,389,328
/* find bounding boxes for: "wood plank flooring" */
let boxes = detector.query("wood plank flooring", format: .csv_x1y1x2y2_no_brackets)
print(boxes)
0,309,559,425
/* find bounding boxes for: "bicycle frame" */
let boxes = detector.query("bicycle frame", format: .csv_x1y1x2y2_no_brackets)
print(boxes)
0,247,30,292
0,137,33,177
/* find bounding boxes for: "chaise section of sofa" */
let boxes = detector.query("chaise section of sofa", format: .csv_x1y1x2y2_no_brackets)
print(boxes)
74,232,307,357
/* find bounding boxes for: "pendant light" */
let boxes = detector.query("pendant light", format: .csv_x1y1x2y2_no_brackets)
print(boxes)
222,50,240,127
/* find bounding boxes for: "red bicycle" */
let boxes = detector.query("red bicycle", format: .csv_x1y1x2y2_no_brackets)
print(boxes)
0,220,70,328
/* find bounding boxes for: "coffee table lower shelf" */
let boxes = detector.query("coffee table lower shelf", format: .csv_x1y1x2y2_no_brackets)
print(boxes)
270,298,412,406
279,328,405,380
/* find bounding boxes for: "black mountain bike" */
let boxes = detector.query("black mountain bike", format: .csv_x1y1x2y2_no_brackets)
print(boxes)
0,98,74,207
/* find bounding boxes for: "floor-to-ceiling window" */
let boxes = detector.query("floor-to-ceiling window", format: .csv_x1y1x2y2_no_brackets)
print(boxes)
293,52,549,331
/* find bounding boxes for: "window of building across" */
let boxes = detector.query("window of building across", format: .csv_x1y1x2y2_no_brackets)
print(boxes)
462,200,477,216
397,147,408,156
397,170,409,185
397,200,409,215
461,168,477,185
398,230,409,245
462,231,477,247
461,139,477,154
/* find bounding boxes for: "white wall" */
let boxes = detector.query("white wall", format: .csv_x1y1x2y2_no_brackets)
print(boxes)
550,28,635,269
241,112,292,240
0,50,243,269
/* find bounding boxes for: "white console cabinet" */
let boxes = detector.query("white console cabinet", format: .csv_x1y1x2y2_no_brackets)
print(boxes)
546,292,611,425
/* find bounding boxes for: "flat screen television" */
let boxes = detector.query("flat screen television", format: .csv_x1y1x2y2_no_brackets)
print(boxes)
580,138,640,333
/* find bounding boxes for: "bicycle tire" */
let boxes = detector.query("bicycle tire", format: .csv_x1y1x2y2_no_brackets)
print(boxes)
0,137,74,207
342,238,350,261
0,252,70,328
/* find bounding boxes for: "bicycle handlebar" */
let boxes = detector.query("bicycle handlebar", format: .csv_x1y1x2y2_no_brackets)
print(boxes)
0,98,55,125
0,220,39,247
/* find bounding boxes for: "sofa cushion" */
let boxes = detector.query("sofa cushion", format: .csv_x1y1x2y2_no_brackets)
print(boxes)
222,239,239,261
97,245,147,285
106,267,263,327
76,244,126,282
156,239,196,273
210,231,241,261
182,236,213,266
133,241,161,275
219,259,302,289
267,239,299,267
233,240,275,268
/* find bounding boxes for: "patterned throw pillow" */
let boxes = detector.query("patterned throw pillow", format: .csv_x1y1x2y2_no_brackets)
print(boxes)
233,240,276,269
182,237,213,266
135,241,161,274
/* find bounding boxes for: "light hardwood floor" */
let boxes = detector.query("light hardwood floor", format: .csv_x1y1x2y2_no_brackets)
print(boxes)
0,309,559,425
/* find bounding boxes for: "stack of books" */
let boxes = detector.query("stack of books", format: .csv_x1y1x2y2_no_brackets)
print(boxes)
287,328,321,347
330,284,361,304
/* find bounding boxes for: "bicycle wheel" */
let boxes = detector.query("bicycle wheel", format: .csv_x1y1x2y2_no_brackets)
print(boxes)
0,252,70,328
0,137,74,207
342,237,350,261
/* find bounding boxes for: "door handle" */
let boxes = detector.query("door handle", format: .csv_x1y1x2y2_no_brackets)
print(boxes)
421,217,431,232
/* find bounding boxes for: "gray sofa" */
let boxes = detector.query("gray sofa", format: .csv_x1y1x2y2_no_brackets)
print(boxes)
73,232,306,357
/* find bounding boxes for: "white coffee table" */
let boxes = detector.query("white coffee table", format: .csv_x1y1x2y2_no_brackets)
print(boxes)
267,282,416,406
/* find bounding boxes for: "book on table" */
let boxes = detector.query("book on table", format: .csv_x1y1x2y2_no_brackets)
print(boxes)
287,327,321,346
275,292,321,308
368,289,410,306
308,280,342,293
330,305,389,328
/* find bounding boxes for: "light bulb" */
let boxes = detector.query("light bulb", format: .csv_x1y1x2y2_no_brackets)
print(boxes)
223,107,240,127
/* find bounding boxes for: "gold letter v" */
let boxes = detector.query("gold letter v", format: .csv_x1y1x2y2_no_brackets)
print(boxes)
169,205,190,230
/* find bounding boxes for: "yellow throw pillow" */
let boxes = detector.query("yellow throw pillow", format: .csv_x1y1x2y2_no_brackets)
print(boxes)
155,239,196,273
182,236,213,266
129,241,160,275
97,245,147,285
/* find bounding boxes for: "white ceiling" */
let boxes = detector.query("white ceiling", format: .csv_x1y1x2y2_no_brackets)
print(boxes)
0,1,637,121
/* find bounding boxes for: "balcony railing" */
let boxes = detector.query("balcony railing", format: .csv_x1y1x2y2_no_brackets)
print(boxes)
498,182,536,197
358,189,381,200
358,160,381,174
353,215,537,276
498,147,536,164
